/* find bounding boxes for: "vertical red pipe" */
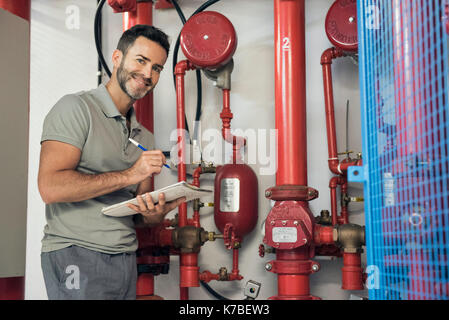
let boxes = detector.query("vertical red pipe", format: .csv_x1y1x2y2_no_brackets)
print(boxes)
175,60,197,300
136,273,154,296
341,253,364,290
274,0,307,186
123,11,137,30
220,89,246,163
273,0,315,299
122,1,155,298
176,63,188,300
123,1,154,190
133,2,154,135
0,0,30,301
276,248,311,297
321,47,346,175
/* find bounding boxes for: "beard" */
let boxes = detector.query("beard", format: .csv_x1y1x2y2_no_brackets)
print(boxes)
117,60,154,100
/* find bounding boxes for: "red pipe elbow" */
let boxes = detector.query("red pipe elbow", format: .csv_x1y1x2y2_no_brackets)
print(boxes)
175,60,195,75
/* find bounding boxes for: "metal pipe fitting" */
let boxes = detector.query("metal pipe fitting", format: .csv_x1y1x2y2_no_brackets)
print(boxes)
334,223,365,253
172,226,210,253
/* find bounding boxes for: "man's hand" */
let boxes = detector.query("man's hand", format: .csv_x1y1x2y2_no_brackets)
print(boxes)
128,150,167,184
127,192,186,226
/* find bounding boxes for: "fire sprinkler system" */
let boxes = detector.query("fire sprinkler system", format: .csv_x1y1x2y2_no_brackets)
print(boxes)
2,0,448,301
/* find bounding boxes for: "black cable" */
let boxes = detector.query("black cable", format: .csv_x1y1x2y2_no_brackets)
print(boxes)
171,0,190,135
171,0,186,23
96,0,103,86
200,281,231,300
95,0,111,78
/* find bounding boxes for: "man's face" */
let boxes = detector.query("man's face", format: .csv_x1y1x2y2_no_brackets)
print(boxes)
116,36,168,100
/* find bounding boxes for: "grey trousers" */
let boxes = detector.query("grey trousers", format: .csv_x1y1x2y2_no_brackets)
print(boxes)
41,245,137,300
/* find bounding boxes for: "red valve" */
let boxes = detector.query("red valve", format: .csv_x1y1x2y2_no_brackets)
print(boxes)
259,244,265,258
223,223,237,250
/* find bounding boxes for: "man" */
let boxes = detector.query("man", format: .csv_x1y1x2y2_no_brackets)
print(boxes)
38,25,184,300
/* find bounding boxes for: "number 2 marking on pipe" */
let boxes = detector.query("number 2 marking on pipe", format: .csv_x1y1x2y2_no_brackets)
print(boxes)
282,37,290,51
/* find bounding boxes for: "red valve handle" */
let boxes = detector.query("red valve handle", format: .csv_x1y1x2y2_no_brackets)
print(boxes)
259,244,265,258
223,223,236,250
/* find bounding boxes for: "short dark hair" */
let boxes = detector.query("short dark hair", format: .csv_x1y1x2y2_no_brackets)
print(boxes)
117,25,170,57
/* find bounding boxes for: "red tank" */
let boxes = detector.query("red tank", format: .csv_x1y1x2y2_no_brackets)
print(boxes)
214,164,258,240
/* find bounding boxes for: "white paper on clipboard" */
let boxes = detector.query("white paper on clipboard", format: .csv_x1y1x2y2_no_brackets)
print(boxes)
101,181,212,217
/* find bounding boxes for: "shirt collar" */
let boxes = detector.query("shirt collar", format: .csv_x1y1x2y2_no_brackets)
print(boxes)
94,84,122,118
94,84,142,132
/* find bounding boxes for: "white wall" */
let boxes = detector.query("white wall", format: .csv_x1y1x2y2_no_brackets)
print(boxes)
26,0,366,300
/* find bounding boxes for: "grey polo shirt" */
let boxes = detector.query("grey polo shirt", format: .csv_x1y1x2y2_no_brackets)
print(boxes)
40,84,155,254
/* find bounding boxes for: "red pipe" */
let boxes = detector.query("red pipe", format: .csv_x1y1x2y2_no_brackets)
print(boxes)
341,253,364,290
0,0,30,21
272,0,318,300
275,0,307,186
321,47,346,175
220,89,246,163
275,248,314,299
192,167,202,227
121,1,153,190
329,176,344,226
321,47,363,176
175,60,197,300
119,1,158,299
136,273,154,297
123,10,137,30
313,224,334,245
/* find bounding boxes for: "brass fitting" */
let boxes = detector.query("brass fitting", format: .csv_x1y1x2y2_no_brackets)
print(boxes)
334,223,365,253
172,226,210,253
317,210,332,225
207,232,223,242
201,165,217,173
193,199,200,211
194,200,214,211
218,267,229,281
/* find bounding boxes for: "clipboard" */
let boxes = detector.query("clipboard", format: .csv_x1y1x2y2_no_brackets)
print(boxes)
101,181,212,217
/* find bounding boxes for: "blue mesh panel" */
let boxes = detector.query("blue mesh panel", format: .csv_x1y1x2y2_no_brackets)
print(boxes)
353,0,449,299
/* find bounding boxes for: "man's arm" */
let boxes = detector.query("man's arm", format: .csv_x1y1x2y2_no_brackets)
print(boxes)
38,140,137,204
135,176,152,196
38,140,166,204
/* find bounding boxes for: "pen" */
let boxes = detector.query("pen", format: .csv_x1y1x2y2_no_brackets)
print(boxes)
128,138,170,168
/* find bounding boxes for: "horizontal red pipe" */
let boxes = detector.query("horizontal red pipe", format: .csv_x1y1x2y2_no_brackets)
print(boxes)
314,224,334,245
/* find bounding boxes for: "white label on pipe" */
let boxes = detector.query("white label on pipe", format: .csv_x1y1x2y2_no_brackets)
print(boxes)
272,227,297,243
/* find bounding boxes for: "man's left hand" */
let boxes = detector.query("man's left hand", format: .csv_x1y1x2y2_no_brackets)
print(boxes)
127,192,186,226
